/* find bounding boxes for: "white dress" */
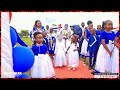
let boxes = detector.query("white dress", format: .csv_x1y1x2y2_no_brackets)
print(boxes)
31,54,55,78
81,27,85,36
81,39,89,56
111,46,119,73
68,43,79,67
62,29,71,51
54,39,66,67
95,40,114,73
61,29,71,60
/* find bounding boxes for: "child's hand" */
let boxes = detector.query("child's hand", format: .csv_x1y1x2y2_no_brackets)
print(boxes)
65,52,67,54
73,49,77,51
66,37,68,39
109,51,112,57
49,40,53,44
73,49,76,51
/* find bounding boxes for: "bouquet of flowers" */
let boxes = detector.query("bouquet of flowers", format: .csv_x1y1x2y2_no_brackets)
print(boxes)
63,30,70,39
63,30,69,36
63,30,70,48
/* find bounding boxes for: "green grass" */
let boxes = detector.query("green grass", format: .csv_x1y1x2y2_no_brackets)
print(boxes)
16,37,32,47
81,57,89,66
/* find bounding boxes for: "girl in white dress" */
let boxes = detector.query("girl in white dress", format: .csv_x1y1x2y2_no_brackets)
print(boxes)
31,32,55,78
111,31,120,74
54,34,66,67
95,20,115,73
66,35,79,70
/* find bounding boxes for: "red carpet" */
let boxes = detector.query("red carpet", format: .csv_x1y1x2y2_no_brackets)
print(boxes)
53,60,94,78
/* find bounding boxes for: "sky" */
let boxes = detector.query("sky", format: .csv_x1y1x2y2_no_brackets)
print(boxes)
10,12,119,33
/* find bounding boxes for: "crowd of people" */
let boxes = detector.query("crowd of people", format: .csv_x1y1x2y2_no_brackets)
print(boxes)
29,20,119,78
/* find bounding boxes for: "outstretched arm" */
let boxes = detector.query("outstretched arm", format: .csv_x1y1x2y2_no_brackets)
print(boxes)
65,43,71,54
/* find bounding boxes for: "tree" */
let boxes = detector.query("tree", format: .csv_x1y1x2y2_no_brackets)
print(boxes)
18,32,23,38
19,30,29,38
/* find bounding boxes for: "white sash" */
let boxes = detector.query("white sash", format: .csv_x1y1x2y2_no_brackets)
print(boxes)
89,36,97,47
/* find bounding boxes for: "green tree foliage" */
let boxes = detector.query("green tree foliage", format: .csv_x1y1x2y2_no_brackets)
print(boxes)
19,30,29,38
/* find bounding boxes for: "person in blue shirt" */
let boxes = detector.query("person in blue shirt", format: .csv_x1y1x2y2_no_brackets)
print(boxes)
111,31,120,74
42,31,49,49
95,20,115,73
87,28,99,70
81,20,92,59
96,25,102,37
114,31,120,49
73,25,82,38
96,25,103,46
76,25,83,56
97,25,102,30
31,32,55,78
31,20,45,46
48,28,56,59
32,32,48,55
32,20,45,33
